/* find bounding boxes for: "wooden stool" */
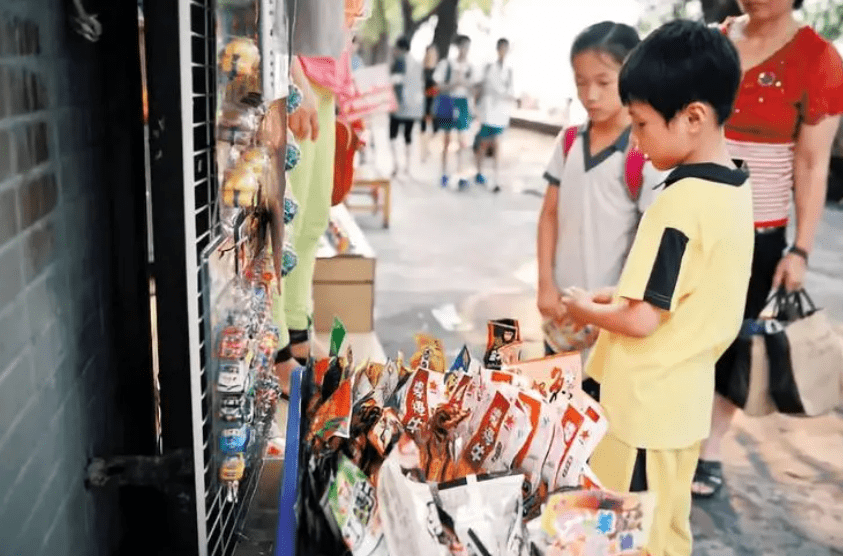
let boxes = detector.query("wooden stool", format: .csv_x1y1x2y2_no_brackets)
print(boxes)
345,178,391,228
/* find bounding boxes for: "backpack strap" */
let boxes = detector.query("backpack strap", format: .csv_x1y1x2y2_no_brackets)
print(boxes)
625,147,646,201
562,126,579,158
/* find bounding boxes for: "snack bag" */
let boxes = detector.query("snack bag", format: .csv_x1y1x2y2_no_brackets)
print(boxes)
393,368,447,436
444,345,472,398
483,319,521,370
308,377,353,442
498,341,524,366
377,458,451,556
410,333,447,372
453,391,515,476
541,395,607,490
371,360,400,407
434,474,529,556
511,391,555,493
536,490,656,556
542,319,599,354
421,403,471,483
325,456,389,556
503,352,582,406
367,407,403,458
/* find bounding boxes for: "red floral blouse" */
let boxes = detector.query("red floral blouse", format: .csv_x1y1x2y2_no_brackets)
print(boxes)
722,20,843,227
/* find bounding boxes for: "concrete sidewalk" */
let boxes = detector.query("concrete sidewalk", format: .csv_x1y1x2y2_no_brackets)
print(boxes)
360,124,843,556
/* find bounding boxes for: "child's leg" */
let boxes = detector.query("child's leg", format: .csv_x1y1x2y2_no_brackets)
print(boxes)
442,129,451,176
644,443,700,556
590,434,700,556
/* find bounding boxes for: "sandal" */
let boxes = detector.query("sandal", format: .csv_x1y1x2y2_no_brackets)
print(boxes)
691,459,723,499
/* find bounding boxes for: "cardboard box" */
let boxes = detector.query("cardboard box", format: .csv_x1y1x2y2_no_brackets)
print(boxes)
313,205,376,333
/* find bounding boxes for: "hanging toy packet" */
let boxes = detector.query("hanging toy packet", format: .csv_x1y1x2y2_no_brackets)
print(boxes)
325,455,389,556
536,490,656,556
410,333,447,372
483,319,521,370
503,352,582,406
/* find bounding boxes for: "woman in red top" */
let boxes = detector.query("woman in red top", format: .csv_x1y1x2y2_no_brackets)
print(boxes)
693,0,843,498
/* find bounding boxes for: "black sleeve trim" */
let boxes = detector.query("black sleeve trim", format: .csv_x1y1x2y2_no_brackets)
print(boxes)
543,171,560,186
643,227,688,311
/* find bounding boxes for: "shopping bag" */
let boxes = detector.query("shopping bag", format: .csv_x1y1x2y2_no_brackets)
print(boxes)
765,289,843,416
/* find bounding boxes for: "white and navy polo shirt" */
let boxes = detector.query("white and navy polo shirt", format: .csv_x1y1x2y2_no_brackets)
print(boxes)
543,125,668,294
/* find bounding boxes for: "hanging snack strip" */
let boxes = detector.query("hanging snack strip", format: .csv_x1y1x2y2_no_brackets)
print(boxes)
288,318,656,556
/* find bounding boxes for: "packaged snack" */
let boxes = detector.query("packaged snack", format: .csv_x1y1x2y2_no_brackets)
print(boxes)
420,402,471,482
503,352,582,406
371,360,400,407
535,490,656,556
483,319,521,370
219,425,250,454
542,319,599,354
308,377,353,442
325,455,389,556
511,391,555,493
498,341,524,366
393,368,447,437
217,325,248,360
434,473,529,556
410,333,447,372
443,345,472,399
578,464,603,490
377,458,451,556
330,316,347,356
453,391,514,477
367,407,403,457
220,38,260,77
541,395,607,490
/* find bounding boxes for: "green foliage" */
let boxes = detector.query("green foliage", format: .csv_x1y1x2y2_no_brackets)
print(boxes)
803,0,843,42
360,0,497,45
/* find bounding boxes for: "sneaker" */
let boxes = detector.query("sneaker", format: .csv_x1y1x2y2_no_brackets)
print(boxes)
458,178,470,191
441,175,449,188
475,173,487,186
490,184,502,194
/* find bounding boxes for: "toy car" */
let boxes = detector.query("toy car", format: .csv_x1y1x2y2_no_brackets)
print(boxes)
217,361,250,395
219,394,253,423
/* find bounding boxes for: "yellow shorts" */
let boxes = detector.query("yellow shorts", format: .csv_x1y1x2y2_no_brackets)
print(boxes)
590,432,701,556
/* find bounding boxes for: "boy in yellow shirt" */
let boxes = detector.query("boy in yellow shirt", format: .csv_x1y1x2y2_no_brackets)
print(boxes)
561,20,754,556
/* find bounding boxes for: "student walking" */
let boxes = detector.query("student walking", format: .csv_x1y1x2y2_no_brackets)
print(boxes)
474,38,515,193
434,35,474,189
388,37,424,176
420,44,440,162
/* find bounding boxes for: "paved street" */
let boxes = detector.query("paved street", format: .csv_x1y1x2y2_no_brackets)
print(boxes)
358,120,843,556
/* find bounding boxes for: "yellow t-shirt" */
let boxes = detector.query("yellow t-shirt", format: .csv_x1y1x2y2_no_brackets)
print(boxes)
585,163,754,450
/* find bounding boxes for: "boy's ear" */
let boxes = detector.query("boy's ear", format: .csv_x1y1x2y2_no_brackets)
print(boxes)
683,101,710,133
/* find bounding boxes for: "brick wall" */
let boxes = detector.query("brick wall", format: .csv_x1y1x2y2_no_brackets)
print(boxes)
0,4,143,555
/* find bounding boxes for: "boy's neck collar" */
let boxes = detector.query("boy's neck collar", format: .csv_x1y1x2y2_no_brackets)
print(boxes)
663,163,748,188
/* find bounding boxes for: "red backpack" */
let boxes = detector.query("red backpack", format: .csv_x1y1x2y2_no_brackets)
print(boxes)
563,126,647,202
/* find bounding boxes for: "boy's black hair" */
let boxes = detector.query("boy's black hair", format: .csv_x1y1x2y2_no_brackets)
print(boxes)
619,19,741,125
794,0,804,9
570,21,640,65
455,34,471,46
497,37,509,49
395,37,410,51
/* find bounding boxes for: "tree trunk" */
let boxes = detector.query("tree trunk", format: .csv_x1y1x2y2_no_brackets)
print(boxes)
432,0,459,60
700,0,741,23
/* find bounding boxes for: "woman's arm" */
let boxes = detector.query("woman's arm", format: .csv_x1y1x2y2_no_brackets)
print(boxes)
775,114,840,290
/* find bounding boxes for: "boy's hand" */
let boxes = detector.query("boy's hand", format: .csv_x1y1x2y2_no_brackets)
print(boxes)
538,284,566,322
592,287,615,305
561,287,593,326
